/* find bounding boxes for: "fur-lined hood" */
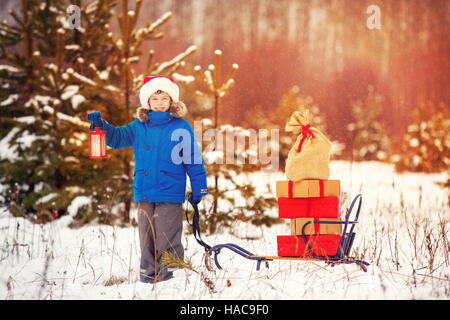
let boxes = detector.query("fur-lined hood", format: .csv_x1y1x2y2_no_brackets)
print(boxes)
136,101,188,122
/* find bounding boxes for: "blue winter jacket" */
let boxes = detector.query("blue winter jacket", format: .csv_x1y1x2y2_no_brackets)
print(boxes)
103,110,208,203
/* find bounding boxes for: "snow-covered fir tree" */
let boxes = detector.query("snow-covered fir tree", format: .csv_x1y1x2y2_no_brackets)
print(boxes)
66,0,197,223
0,0,93,220
347,85,390,161
244,85,327,171
392,101,449,173
193,50,279,234
0,0,196,225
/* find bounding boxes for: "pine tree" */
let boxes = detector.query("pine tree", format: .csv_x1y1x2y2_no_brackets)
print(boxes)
346,85,390,161
244,85,327,171
0,0,88,218
0,0,197,225
392,101,449,173
67,0,197,223
193,50,280,234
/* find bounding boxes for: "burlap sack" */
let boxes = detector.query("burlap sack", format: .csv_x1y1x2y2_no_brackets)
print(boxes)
285,110,332,181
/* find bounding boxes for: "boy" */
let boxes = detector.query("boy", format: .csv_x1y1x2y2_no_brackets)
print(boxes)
87,76,208,283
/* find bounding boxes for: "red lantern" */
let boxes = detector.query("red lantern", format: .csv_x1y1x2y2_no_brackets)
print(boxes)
90,126,107,159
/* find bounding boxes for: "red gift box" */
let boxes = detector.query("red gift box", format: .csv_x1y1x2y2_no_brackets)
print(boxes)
278,196,339,218
277,235,342,257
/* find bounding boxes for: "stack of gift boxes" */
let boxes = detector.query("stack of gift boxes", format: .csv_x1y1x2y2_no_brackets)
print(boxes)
275,179,342,257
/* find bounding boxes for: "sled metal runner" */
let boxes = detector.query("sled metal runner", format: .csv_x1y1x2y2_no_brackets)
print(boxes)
186,194,370,272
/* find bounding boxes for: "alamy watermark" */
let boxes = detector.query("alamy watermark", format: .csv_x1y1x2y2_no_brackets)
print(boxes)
366,5,381,30
170,121,279,172
66,5,80,30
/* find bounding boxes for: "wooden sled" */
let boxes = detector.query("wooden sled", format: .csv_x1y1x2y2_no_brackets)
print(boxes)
187,194,369,272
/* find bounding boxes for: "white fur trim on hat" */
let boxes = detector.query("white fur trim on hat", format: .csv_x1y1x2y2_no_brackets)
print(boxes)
139,76,180,108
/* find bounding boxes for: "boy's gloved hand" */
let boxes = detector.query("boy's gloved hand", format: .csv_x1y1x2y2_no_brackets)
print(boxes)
87,111,104,131
188,194,202,206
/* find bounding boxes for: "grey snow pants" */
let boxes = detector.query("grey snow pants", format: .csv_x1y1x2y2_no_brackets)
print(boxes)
137,201,184,282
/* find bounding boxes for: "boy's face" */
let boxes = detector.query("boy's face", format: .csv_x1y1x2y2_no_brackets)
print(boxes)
149,91,171,112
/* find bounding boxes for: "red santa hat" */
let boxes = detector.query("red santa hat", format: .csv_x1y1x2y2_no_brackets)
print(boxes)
139,76,179,108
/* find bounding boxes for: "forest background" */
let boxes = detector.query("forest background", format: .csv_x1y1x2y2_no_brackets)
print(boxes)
0,0,448,227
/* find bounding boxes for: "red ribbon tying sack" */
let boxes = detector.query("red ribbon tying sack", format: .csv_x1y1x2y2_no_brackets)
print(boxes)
296,124,316,153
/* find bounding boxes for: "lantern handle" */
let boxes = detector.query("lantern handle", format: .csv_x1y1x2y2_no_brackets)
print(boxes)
94,119,105,132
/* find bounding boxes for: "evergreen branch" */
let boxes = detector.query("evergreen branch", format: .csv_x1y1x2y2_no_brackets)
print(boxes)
66,68,96,86
8,9,25,29
153,45,197,75
132,0,143,31
145,49,154,74
0,21,21,34
161,251,216,294
41,105,90,128
161,251,193,271
133,11,172,48
0,23,22,42
147,11,172,34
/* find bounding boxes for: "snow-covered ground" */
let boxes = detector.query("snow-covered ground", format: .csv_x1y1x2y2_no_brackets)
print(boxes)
0,161,448,300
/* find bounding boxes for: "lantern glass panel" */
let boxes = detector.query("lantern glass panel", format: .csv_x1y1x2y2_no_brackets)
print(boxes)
90,128,107,158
